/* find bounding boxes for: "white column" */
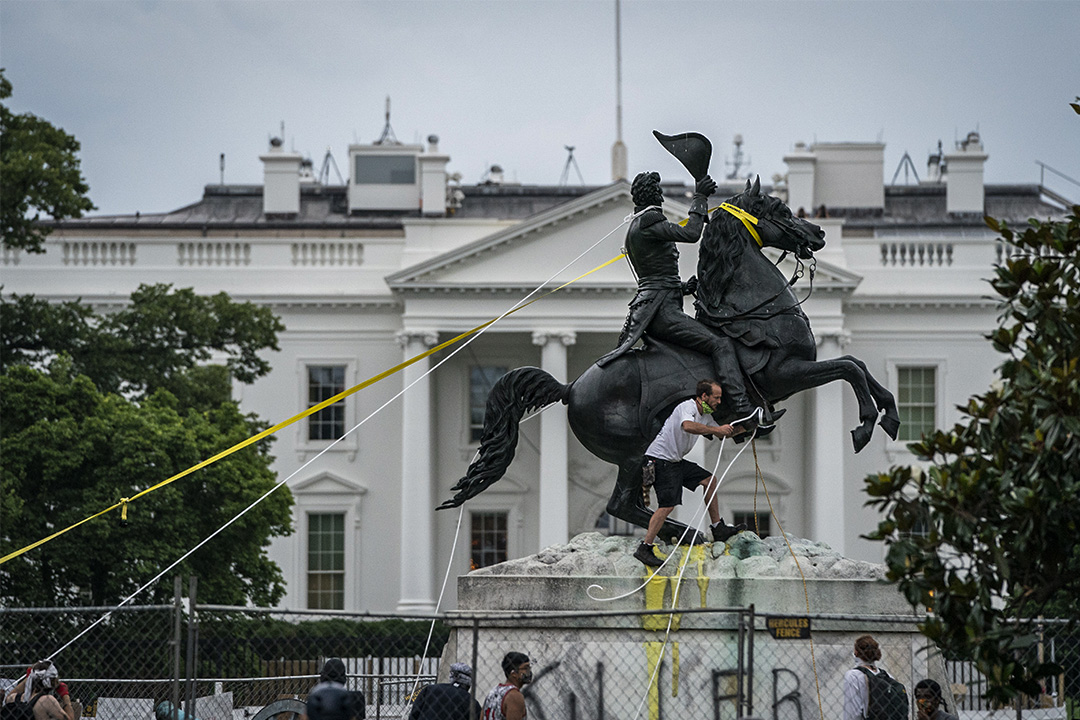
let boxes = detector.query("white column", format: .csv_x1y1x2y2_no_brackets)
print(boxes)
810,331,849,553
532,331,576,549
396,330,438,614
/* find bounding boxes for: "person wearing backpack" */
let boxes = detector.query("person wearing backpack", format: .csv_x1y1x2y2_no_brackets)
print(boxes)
842,635,910,720
2,662,74,720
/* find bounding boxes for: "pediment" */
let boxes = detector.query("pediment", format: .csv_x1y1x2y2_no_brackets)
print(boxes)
386,183,857,296
387,183,692,290
292,471,369,496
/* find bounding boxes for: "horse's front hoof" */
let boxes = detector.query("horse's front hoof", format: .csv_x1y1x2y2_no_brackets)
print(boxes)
851,426,872,453
879,414,900,441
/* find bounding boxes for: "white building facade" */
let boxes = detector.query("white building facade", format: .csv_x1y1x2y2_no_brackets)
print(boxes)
3,131,1067,612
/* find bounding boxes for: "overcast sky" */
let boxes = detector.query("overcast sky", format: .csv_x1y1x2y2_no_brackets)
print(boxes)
2,0,1078,217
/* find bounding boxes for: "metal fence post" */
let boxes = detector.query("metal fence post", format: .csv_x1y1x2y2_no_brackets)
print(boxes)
471,618,480,717
173,576,182,720
185,576,198,720
737,609,746,718
747,604,755,718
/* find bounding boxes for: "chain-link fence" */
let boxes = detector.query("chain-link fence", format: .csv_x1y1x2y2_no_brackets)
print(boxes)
3,597,1078,720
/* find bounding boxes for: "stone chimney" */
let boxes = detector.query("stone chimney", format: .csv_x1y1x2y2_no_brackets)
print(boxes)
944,131,988,214
260,137,302,216
418,134,450,216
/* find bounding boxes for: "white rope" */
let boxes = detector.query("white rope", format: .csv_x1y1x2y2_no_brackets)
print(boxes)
44,211,635,663
628,430,761,720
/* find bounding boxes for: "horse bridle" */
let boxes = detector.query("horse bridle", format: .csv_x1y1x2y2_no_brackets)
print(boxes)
713,202,818,322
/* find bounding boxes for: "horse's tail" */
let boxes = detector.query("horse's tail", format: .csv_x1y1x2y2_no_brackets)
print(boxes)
437,367,569,510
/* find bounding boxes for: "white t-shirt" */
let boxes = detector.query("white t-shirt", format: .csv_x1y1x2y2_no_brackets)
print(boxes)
645,398,717,462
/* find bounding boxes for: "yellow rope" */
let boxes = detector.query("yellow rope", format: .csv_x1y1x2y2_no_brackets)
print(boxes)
677,204,762,246
752,440,825,720
0,252,627,566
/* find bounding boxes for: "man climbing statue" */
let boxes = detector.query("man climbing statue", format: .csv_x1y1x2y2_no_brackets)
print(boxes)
634,379,746,567
599,169,773,433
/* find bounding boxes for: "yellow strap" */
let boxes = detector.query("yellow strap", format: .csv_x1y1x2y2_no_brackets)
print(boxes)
718,203,762,246
0,252,627,566
676,203,762,246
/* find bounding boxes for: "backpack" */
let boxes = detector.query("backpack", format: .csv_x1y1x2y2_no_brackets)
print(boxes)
856,666,909,720
1,694,44,720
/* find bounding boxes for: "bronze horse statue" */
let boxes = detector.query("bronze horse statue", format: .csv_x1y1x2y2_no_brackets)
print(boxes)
439,179,900,544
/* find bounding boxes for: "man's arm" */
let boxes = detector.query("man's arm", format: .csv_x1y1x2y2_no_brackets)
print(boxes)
502,688,526,720
681,420,739,438
645,176,717,245
36,694,71,720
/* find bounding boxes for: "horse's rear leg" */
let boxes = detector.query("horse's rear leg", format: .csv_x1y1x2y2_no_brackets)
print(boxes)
606,457,706,545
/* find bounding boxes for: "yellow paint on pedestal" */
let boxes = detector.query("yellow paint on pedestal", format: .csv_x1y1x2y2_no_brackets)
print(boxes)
640,544,713,719
645,640,663,719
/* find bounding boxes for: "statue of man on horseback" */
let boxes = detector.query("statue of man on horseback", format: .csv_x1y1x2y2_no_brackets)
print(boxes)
440,130,901,547
597,166,776,436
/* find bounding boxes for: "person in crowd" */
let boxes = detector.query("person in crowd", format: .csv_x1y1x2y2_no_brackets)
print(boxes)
842,635,909,720
409,663,480,720
2,661,75,720
915,678,958,720
306,658,365,720
481,652,531,720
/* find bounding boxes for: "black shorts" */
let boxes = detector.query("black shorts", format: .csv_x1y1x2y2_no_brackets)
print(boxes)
647,458,711,507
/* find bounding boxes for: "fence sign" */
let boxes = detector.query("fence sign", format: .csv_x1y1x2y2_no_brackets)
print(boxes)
766,616,811,639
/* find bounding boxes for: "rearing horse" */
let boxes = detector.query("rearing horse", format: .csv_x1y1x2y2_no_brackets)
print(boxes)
439,180,900,544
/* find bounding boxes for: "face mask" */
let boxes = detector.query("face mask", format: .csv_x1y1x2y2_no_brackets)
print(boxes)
519,670,533,685
701,400,715,414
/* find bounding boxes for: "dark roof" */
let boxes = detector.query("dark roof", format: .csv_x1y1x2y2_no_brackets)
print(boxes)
44,180,1068,232
820,184,1067,228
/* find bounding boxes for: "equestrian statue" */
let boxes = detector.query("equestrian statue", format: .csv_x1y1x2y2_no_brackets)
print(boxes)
438,131,900,545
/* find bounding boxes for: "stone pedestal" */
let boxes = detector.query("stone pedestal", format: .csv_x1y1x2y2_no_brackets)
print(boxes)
446,532,947,720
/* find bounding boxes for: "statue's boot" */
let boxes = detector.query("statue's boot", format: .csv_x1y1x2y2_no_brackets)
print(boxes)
730,407,786,444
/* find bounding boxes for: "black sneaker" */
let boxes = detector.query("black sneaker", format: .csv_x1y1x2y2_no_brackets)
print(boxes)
711,520,746,543
634,542,664,567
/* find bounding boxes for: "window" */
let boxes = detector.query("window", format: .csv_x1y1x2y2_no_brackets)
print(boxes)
733,511,771,538
469,366,507,442
355,155,416,184
470,511,508,571
897,366,936,441
308,365,346,441
307,513,344,609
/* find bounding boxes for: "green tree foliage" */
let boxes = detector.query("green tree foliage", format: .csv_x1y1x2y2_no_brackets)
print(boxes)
0,69,95,253
1,284,284,399
0,286,292,607
865,206,1080,702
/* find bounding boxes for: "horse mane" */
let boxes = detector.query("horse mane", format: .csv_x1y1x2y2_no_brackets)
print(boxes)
696,189,760,322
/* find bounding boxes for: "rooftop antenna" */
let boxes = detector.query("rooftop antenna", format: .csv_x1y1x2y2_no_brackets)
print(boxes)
376,96,400,145
219,153,225,185
560,145,585,186
725,134,751,180
610,0,627,181
890,151,921,185
318,146,345,185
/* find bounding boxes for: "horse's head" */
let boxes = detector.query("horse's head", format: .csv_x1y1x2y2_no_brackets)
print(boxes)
697,177,827,319
716,177,825,260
